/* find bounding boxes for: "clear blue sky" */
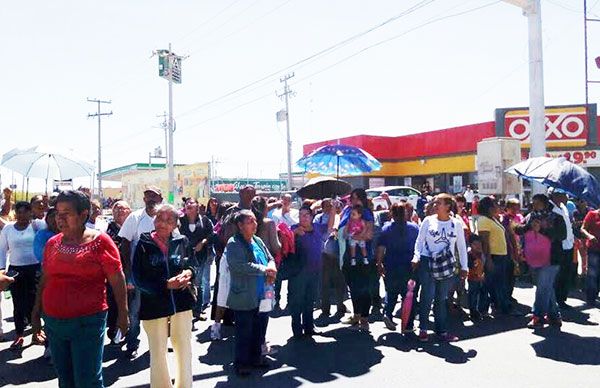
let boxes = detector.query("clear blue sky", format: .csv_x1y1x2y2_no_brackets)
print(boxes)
1,0,599,189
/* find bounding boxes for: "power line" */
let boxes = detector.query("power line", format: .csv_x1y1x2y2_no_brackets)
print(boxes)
176,0,246,43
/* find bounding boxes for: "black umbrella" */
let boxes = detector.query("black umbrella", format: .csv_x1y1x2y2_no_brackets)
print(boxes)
297,176,351,200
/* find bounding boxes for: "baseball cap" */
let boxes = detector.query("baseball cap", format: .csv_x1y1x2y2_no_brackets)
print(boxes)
144,185,162,196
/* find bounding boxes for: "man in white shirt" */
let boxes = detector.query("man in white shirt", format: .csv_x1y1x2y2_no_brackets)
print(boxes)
463,185,475,213
118,186,163,357
548,188,576,309
270,193,299,227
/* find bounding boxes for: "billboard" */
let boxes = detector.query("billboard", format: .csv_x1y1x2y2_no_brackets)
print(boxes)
496,105,593,148
211,178,286,193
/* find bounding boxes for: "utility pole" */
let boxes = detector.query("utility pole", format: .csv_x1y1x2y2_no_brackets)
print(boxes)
156,112,169,164
277,73,295,191
87,98,112,199
503,0,546,194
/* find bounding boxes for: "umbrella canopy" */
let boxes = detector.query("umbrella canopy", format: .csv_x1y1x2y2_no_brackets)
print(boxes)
505,156,600,207
297,144,382,177
296,176,351,199
1,145,94,181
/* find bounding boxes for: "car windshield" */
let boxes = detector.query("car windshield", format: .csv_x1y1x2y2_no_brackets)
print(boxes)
366,190,382,199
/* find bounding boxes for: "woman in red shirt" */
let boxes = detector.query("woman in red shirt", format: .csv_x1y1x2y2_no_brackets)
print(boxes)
581,208,600,306
32,190,129,388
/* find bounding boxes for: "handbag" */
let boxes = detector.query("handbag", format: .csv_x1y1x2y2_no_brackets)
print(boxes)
426,240,456,281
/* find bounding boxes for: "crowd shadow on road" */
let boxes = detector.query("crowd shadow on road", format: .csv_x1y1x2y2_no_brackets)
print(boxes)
531,328,600,365
102,347,151,387
0,344,55,385
376,332,477,364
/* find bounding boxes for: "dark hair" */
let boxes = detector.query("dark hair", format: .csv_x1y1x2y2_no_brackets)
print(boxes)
234,209,255,225
45,207,57,220
299,205,313,216
251,196,267,226
351,204,363,213
390,202,406,223
206,197,220,217
468,233,482,244
15,201,32,212
56,190,91,221
454,194,466,203
351,188,368,208
478,196,497,218
532,193,550,207
29,195,43,204
216,202,233,221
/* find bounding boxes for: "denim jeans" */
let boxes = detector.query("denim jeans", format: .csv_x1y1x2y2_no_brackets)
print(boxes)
383,265,417,329
486,255,511,314
288,271,319,335
418,256,452,334
586,251,600,303
531,265,560,318
44,311,107,388
468,280,488,315
126,288,141,351
233,309,262,368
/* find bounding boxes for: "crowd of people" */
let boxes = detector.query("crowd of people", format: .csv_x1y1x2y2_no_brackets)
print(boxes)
0,182,599,386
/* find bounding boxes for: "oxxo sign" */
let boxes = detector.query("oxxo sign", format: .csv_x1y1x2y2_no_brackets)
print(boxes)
502,106,588,147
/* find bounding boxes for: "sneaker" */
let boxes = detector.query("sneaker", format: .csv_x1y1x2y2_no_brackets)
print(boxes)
439,332,459,342
350,258,357,266
342,315,360,325
383,316,397,331
362,257,369,265
418,330,429,342
10,336,24,350
210,323,222,340
527,315,544,329
547,315,563,328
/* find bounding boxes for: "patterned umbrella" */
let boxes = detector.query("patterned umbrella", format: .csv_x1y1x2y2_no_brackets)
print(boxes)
296,144,382,178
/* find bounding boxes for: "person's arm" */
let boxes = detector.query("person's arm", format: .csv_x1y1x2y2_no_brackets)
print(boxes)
120,239,132,283
544,213,567,243
411,218,428,267
455,220,469,276
267,221,282,257
0,226,9,269
106,271,129,334
375,245,386,277
0,269,14,291
226,240,268,276
581,211,597,242
31,272,47,341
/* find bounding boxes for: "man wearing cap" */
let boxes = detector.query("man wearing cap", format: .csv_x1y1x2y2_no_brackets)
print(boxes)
118,186,163,357
548,188,576,310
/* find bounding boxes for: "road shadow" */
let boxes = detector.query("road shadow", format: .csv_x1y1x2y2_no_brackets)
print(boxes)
376,332,477,364
531,328,600,365
102,348,150,386
0,344,56,385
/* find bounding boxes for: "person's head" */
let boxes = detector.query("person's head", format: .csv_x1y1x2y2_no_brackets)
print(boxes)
299,205,314,228
321,198,333,214
469,233,482,254
576,198,588,210
252,196,268,219
532,193,550,212
217,202,233,221
350,204,363,220
404,202,415,222
15,201,32,225
390,202,406,223
143,186,163,210
207,197,219,216
281,193,293,210
424,201,435,216
478,196,498,218
90,199,102,222
506,198,521,215
239,185,256,209
30,195,44,219
454,194,466,211
234,209,257,240
466,185,472,191
473,195,480,203
350,188,368,208
45,207,59,233
49,192,59,207
548,188,568,205
154,204,179,239
184,197,199,219
55,190,91,235
111,200,131,226
433,193,454,217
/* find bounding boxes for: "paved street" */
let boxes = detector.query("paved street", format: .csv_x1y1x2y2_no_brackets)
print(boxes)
1,282,598,388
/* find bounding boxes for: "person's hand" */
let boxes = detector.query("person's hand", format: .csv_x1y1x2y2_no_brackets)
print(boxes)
167,270,193,289
589,235,598,243
126,283,135,291
0,270,15,291
31,308,46,344
411,261,419,272
376,262,385,278
459,269,468,280
116,312,130,335
294,227,305,236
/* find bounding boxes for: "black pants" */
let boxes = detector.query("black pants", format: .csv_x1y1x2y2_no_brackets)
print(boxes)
233,309,262,368
384,266,418,328
321,253,346,314
289,271,319,335
106,284,117,340
344,262,372,318
9,264,40,336
555,249,575,304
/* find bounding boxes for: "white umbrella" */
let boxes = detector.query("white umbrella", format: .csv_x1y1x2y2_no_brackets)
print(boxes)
1,145,94,191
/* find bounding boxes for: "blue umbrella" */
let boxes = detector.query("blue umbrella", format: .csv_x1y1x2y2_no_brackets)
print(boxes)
297,144,382,178
505,156,600,207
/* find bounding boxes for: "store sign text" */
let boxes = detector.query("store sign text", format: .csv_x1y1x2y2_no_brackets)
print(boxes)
503,108,588,145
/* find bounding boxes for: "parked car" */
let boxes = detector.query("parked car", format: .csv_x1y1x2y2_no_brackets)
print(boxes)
366,185,421,209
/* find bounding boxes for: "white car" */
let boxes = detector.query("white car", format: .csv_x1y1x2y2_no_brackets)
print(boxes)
366,186,421,210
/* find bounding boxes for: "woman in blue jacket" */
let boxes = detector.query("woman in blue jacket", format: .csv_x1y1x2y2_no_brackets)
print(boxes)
133,205,197,388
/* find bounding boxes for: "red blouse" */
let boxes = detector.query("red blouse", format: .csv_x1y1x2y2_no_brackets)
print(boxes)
42,232,122,319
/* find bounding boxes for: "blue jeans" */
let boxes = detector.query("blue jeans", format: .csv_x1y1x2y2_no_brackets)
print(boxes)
288,271,319,335
45,311,107,388
468,280,488,315
233,309,262,368
486,255,511,314
531,265,560,318
586,251,600,303
418,257,452,334
383,266,417,329
126,288,141,351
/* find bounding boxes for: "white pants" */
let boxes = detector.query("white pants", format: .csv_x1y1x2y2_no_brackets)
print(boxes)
142,310,193,388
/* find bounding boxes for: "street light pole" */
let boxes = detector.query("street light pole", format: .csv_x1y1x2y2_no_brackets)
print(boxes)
168,43,175,204
504,0,546,194
87,98,112,199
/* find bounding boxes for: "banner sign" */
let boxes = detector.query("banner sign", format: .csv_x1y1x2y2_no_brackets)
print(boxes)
545,149,600,167
211,179,286,193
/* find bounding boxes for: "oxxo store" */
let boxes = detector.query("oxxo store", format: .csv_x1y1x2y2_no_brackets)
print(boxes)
302,103,600,194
